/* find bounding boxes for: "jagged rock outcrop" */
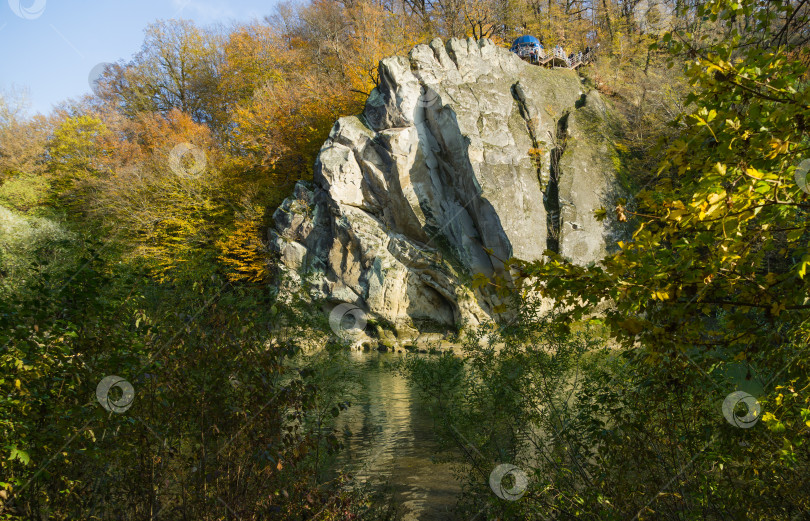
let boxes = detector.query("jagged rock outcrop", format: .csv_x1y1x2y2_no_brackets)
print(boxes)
269,37,620,341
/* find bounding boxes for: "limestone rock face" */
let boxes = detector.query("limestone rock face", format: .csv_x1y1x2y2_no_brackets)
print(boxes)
269,38,620,337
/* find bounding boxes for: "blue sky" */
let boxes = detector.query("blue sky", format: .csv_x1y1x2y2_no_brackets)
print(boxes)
0,0,276,116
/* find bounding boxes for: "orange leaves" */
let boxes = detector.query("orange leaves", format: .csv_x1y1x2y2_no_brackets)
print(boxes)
221,23,287,104
336,1,423,95
94,108,217,174
137,109,214,154
230,76,352,185
82,108,232,280
616,203,628,222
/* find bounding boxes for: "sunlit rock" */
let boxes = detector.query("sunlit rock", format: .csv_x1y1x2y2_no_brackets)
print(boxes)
270,38,620,338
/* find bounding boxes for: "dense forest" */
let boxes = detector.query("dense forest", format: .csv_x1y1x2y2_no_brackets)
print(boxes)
1,0,809,519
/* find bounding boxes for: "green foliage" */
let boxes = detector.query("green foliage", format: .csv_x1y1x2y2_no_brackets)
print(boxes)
401,298,810,519
469,0,810,517
0,205,75,298
0,229,379,519
0,175,50,213
5,0,810,518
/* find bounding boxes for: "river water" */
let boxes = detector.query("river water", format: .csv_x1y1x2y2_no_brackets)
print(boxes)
331,351,462,520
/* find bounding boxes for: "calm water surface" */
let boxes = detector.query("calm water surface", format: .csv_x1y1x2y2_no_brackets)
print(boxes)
332,351,462,520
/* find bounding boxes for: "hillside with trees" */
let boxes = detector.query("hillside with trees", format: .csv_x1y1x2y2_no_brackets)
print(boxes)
1,0,808,519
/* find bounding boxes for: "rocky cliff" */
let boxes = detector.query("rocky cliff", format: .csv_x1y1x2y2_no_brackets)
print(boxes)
269,37,620,343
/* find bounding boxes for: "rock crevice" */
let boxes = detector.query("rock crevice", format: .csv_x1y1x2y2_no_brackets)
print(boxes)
546,112,568,253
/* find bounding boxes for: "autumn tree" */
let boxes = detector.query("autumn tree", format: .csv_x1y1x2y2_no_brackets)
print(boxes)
106,20,225,129
0,89,50,180
80,109,230,279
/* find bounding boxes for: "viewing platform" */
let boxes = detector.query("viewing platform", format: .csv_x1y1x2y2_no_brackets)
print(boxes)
510,35,596,70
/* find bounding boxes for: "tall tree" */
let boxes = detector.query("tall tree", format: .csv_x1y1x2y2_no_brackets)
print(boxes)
107,20,224,128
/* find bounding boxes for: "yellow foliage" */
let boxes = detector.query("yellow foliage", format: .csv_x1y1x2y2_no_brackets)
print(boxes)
216,213,270,283
87,109,230,280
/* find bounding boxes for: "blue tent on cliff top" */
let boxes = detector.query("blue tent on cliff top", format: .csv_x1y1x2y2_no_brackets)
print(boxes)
510,35,543,62
510,35,541,51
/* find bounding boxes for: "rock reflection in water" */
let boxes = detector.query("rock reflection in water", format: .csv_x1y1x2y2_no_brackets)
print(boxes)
333,351,461,520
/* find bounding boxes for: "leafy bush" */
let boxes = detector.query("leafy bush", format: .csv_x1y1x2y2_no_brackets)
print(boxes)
0,205,75,297
0,176,50,213
400,296,810,520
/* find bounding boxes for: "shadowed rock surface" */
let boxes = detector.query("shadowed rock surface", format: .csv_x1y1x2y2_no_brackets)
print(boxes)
269,37,621,342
